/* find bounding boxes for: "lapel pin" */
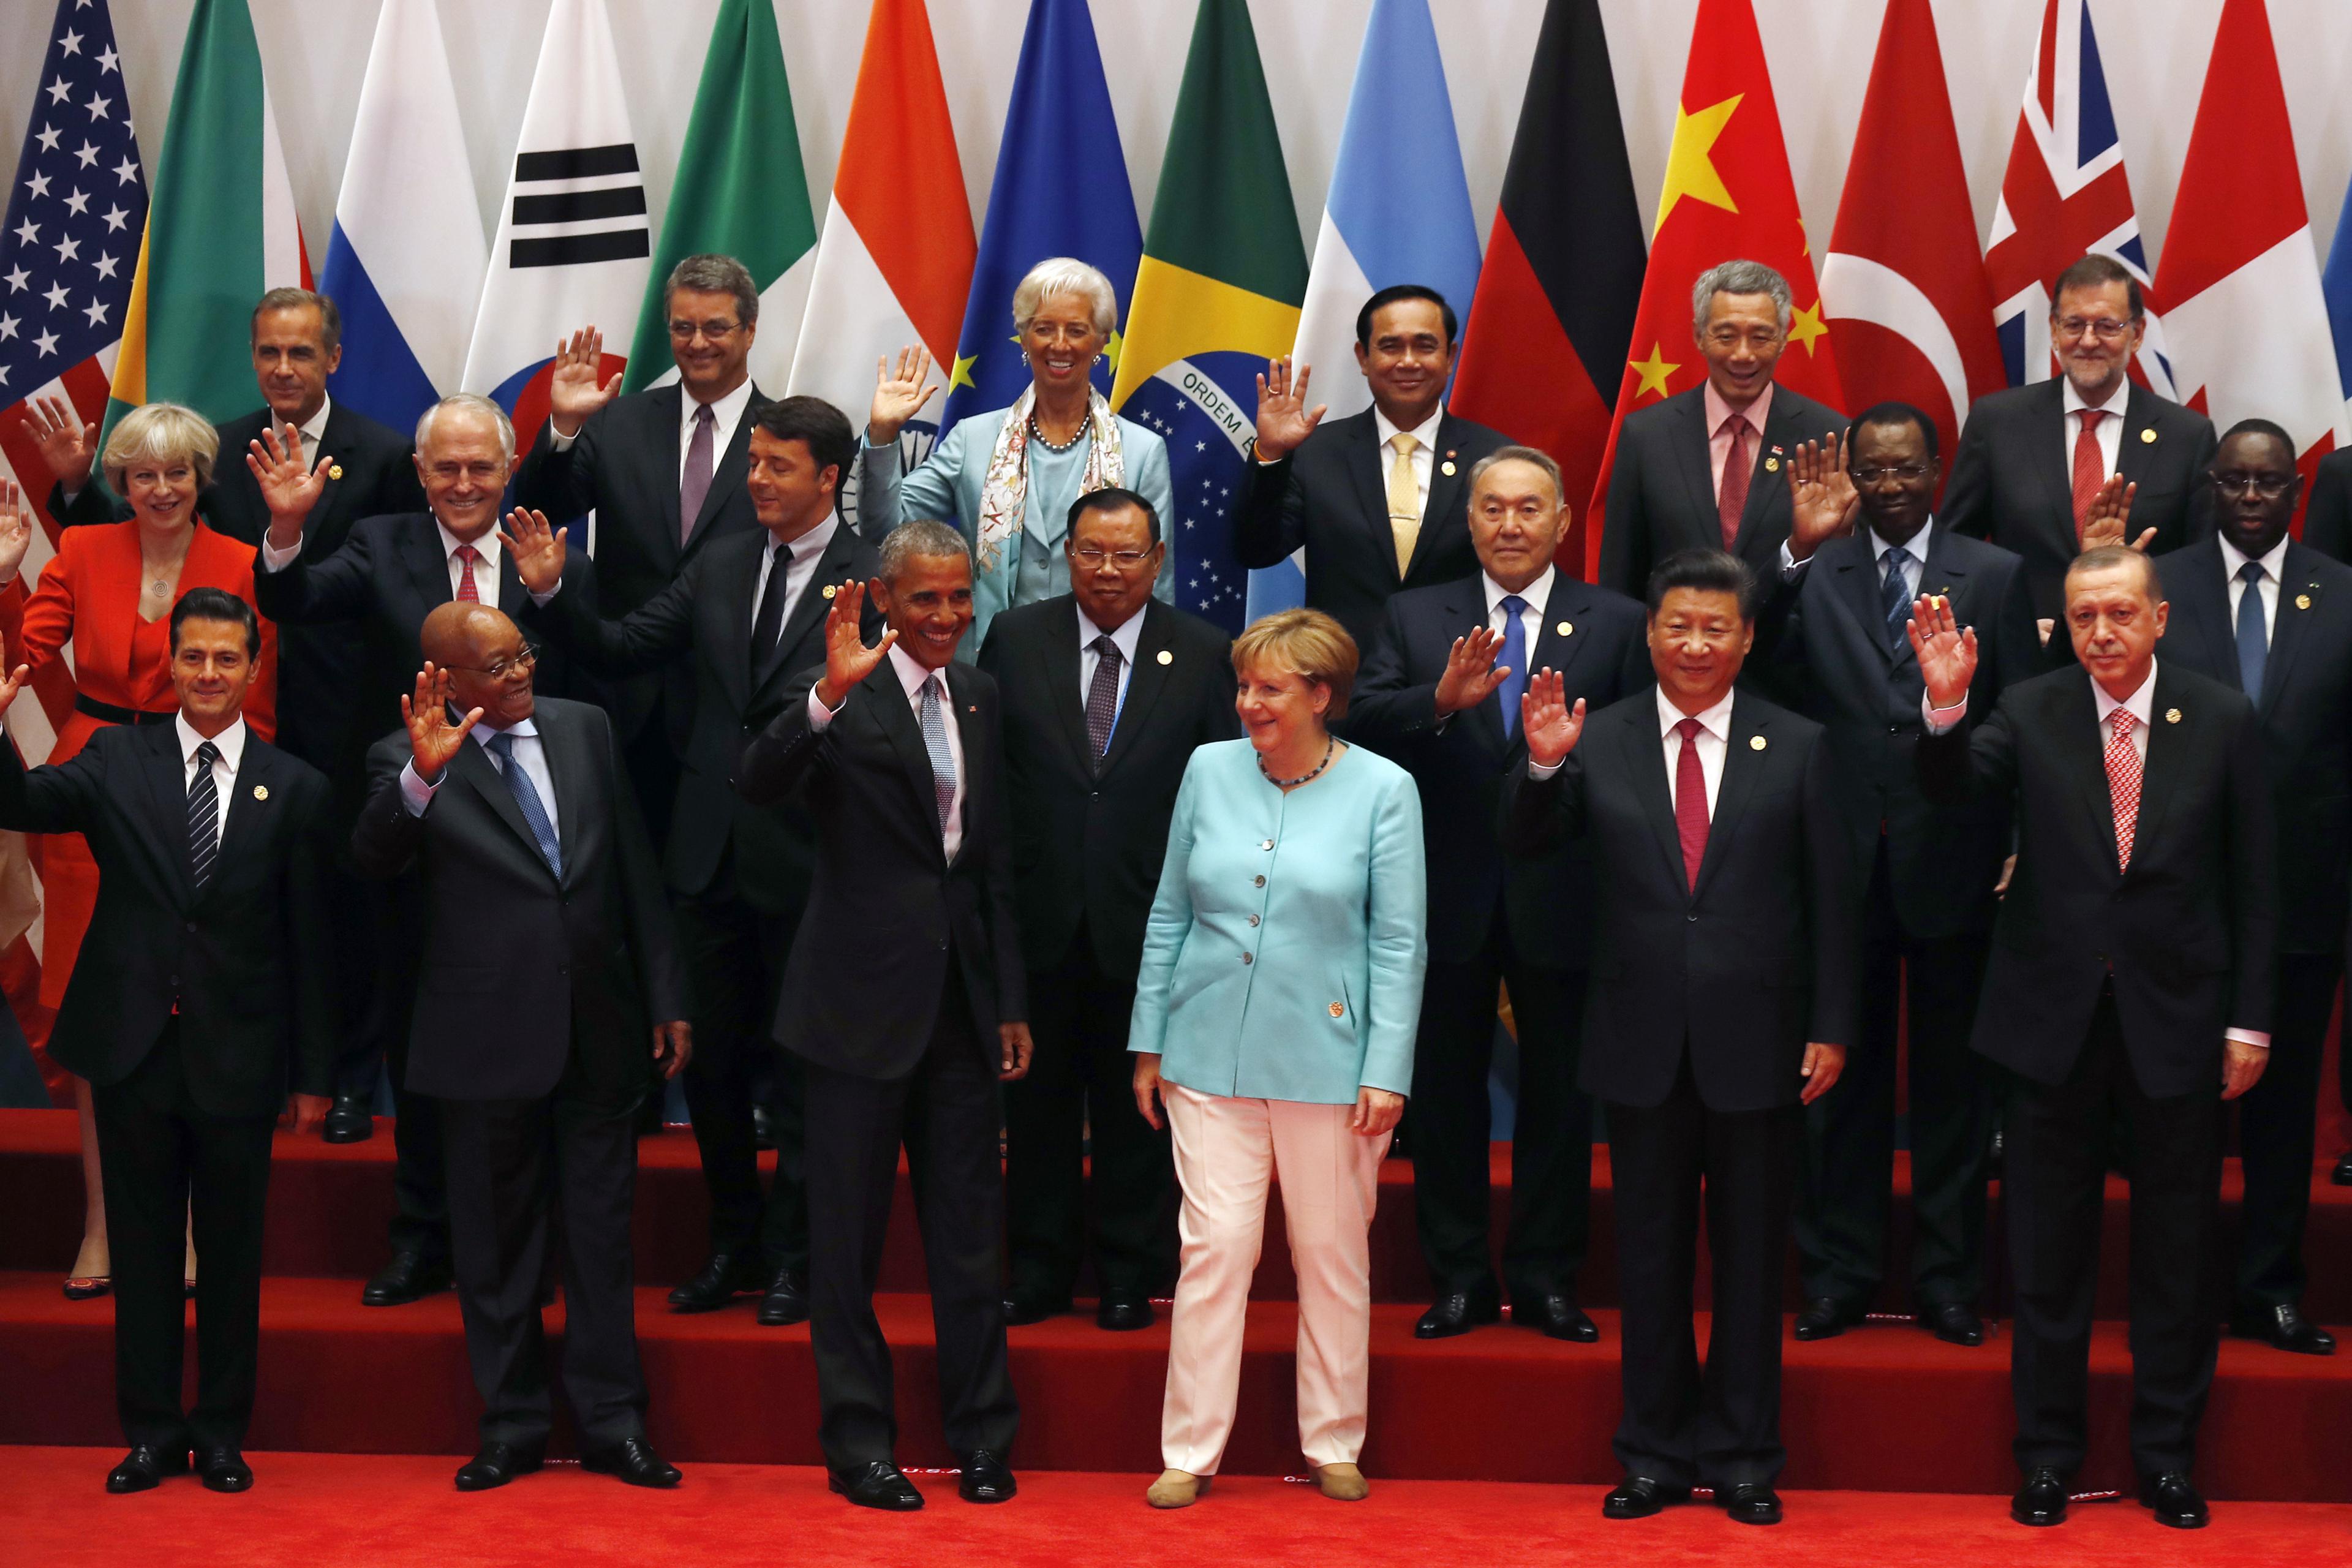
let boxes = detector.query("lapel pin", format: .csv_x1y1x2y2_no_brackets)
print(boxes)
1764,457,1780,472
967,704,978,714
252,784,268,801
1157,648,1173,665
1441,459,1457,477
1329,1001,1346,1018
821,583,837,599
2165,708,2182,724
1556,620,1574,637
1749,734,1767,751
2297,593,2313,610
2140,428,2158,444
326,463,343,481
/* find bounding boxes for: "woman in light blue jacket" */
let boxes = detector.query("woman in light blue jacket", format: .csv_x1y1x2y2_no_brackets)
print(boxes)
1130,609,1425,1509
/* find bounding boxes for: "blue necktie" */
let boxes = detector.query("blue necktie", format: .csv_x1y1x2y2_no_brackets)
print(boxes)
919,674,957,839
485,731,562,878
2236,560,2267,699
1498,595,1529,737
1881,546,1912,645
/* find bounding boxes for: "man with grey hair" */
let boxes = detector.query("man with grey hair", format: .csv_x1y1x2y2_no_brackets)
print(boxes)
1596,259,1844,600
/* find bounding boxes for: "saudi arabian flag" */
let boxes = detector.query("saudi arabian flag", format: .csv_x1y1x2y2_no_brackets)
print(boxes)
1109,0,1306,631
622,0,817,394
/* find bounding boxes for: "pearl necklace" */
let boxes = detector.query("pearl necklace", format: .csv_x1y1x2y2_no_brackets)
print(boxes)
1028,412,1087,453
1259,734,1336,788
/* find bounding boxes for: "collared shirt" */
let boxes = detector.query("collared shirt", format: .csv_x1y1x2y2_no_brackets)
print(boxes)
1372,404,1445,522
1483,566,1553,652
397,714,560,845
1078,599,1147,728
176,714,246,843
2218,532,2291,646
1524,683,1738,803
807,643,968,861
276,393,332,475
1871,524,1931,605
1704,379,1774,504
260,513,553,612
750,516,840,657
2061,375,2129,484
547,375,757,477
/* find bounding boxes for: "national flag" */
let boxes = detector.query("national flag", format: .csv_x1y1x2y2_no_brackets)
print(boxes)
2153,0,2346,484
1108,0,1306,632
936,0,1140,443
622,0,817,396
459,0,650,457
1820,0,2005,481
317,0,486,434
2322,167,2352,428
1983,0,2175,394
1588,0,1841,579
1249,0,1479,618
1449,0,1643,576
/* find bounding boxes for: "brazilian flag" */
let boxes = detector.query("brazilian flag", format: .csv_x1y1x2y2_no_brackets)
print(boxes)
1108,0,1306,632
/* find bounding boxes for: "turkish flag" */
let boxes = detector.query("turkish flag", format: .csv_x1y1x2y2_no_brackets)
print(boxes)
1586,0,1842,579
1820,0,2004,491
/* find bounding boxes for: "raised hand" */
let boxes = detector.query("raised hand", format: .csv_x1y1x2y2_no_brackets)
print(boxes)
1784,431,1859,564
400,663,483,783
1253,356,1327,461
1520,668,1587,769
0,662,32,720
868,345,938,444
548,326,622,439
247,425,331,545
813,579,897,709
2078,474,2155,552
1433,625,1510,717
1906,592,1978,712
0,478,33,586
19,394,97,491
496,508,567,597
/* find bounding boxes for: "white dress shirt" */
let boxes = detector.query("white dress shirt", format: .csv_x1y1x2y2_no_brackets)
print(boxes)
1779,516,1934,583
2062,375,2129,483
177,714,246,843
1371,404,1444,522
1078,600,1147,725
2218,532,2290,646
1483,566,1553,652
397,714,560,845
262,514,555,612
1526,684,1737,805
547,376,756,484
277,394,333,475
750,516,840,656
808,643,967,861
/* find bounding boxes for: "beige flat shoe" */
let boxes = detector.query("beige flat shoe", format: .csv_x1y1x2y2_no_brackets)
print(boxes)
1146,1469,1209,1508
1313,1462,1369,1501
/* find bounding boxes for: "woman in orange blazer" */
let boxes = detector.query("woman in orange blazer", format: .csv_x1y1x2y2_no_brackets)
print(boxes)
0,403,277,1299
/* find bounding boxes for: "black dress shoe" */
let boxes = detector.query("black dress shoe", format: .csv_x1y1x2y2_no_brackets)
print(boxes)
322,1095,374,1144
1414,1290,1501,1340
195,1446,252,1493
751,1102,778,1151
454,1442,544,1491
2334,1150,2352,1187
581,1436,681,1488
2010,1466,2069,1526
830,1460,924,1510
756,1265,810,1327
1511,1292,1599,1343
1096,1290,1155,1332
957,1449,1017,1503
2138,1471,2208,1529
362,1250,452,1308
668,1251,763,1313
105,1446,189,1493
1601,1476,1689,1518
1002,1294,1071,1326
1719,1483,1782,1525
1793,1296,1869,1341
1916,1302,1986,1346
2229,1303,2337,1355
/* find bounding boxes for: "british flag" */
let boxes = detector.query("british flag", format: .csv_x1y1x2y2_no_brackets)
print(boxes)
1982,0,2176,396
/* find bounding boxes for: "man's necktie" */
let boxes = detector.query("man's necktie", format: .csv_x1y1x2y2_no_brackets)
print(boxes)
1084,635,1122,763
1673,716,1709,891
188,741,220,891
1385,433,1420,578
2071,409,2107,537
749,541,791,677
1498,595,1528,737
680,402,716,545
1881,546,1913,645
919,674,957,840
1717,417,1752,550
485,732,562,879
2236,560,2267,700
453,543,481,603
2105,710,2142,873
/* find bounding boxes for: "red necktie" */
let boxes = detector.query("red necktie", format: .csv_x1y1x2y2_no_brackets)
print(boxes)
2105,710,2142,871
1716,416,1752,550
2071,409,2106,537
1673,716,1709,891
454,543,482,603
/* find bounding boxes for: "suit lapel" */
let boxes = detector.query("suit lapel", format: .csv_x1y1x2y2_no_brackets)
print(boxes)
682,382,760,559
141,726,195,904
1441,581,1507,749
1049,607,1098,774
205,741,271,899
1097,603,1178,778
864,660,946,859
1734,399,1800,552
451,729,552,878
2032,380,2079,559
2117,385,2164,486
2129,665,2191,869
1623,703,1689,895
304,405,355,527
1692,695,1766,900
1405,415,1469,581
756,524,844,698
1347,415,1396,580
1831,537,1897,662
945,663,986,861
650,386,685,559
2057,673,2125,880
401,517,454,608
2261,544,2324,715
2173,540,2244,694
1670,392,1720,548
536,707,587,888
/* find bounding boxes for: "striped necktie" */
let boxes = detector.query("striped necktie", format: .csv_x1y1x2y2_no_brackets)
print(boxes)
188,741,220,891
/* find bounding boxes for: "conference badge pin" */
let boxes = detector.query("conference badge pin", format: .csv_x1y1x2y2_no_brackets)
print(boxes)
1556,621,1574,638
1749,735,1767,751
2298,593,2314,611
1329,1001,1346,1018
2141,428,2158,444
1157,649,1173,665
2165,709,2183,725
252,785,268,801
821,584,837,599
327,464,343,481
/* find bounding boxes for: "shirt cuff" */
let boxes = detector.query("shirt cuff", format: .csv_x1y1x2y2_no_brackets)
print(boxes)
549,428,578,453
258,535,302,572
807,685,845,730
528,582,559,608
2226,1029,2272,1050
398,758,440,816
1778,538,1810,580
1920,690,1968,735
1528,756,1564,782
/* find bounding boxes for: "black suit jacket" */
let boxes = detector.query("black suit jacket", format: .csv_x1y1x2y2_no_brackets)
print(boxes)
1941,379,2216,620
1350,571,1649,970
514,383,766,745
2157,537,2352,954
350,697,685,1104
1235,407,1513,652
1760,526,2027,938
2299,445,2352,564
0,723,336,1117
542,519,882,913
740,658,1026,1080
1917,663,2275,1096
976,595,1240,982
1597,382,1845,598
1500,690,1858,1112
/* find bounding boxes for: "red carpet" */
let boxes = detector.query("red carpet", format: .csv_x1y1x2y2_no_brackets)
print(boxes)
5,1448,2345,1568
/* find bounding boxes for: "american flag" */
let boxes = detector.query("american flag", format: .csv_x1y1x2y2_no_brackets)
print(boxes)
1982,0,2176,396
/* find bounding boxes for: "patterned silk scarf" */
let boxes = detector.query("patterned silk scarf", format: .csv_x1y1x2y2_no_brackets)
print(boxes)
974,385,1125,575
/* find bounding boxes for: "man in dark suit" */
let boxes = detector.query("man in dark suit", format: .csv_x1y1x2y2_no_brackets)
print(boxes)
1596,260,1845,600
1351,446,1648,1344
507,396,881,1328
1760,404,2027,1348
2153,420,2347,1358
1501,549,1856,1526
1941,254,2217,630
977,487,1238,1332
515,254,771,846
740,521,1031,1511
0,588,335,1494
1238,285,1512,652
254,392,593,1311
352,602,688,1493
1913,546,2275,1531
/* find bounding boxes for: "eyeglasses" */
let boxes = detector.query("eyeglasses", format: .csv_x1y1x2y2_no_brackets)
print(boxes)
2209,472,2294,499
2052,316,2139,342
1071,546,1156,569
667,318,742,342
1850,464,1933,484
447,644,540,682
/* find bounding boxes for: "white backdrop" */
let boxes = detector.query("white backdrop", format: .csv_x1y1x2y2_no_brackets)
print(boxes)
10,0,2352,337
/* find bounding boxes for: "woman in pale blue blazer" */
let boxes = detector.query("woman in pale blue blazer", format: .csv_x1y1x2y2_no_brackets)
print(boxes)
861,258,1174,652
1129,609,1425,1509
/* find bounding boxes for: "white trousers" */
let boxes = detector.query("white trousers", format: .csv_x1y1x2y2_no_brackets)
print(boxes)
1159,1082,1390,1474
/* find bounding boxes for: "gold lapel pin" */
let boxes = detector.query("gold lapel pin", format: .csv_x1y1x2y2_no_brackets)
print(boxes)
2140,428,2158,444
252,785,268,801
821,583,837,599
2165,708,2183,724
1556,620,1574,637
1764,457,1780,472
1328,1001,1345,1018
1441,460,1457,477
1749,734,1767,751
2297,593,2313,610
326,463,344,480
1156,648,1173,665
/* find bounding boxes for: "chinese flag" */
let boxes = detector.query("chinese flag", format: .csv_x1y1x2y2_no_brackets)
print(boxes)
1586,0,1843,578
